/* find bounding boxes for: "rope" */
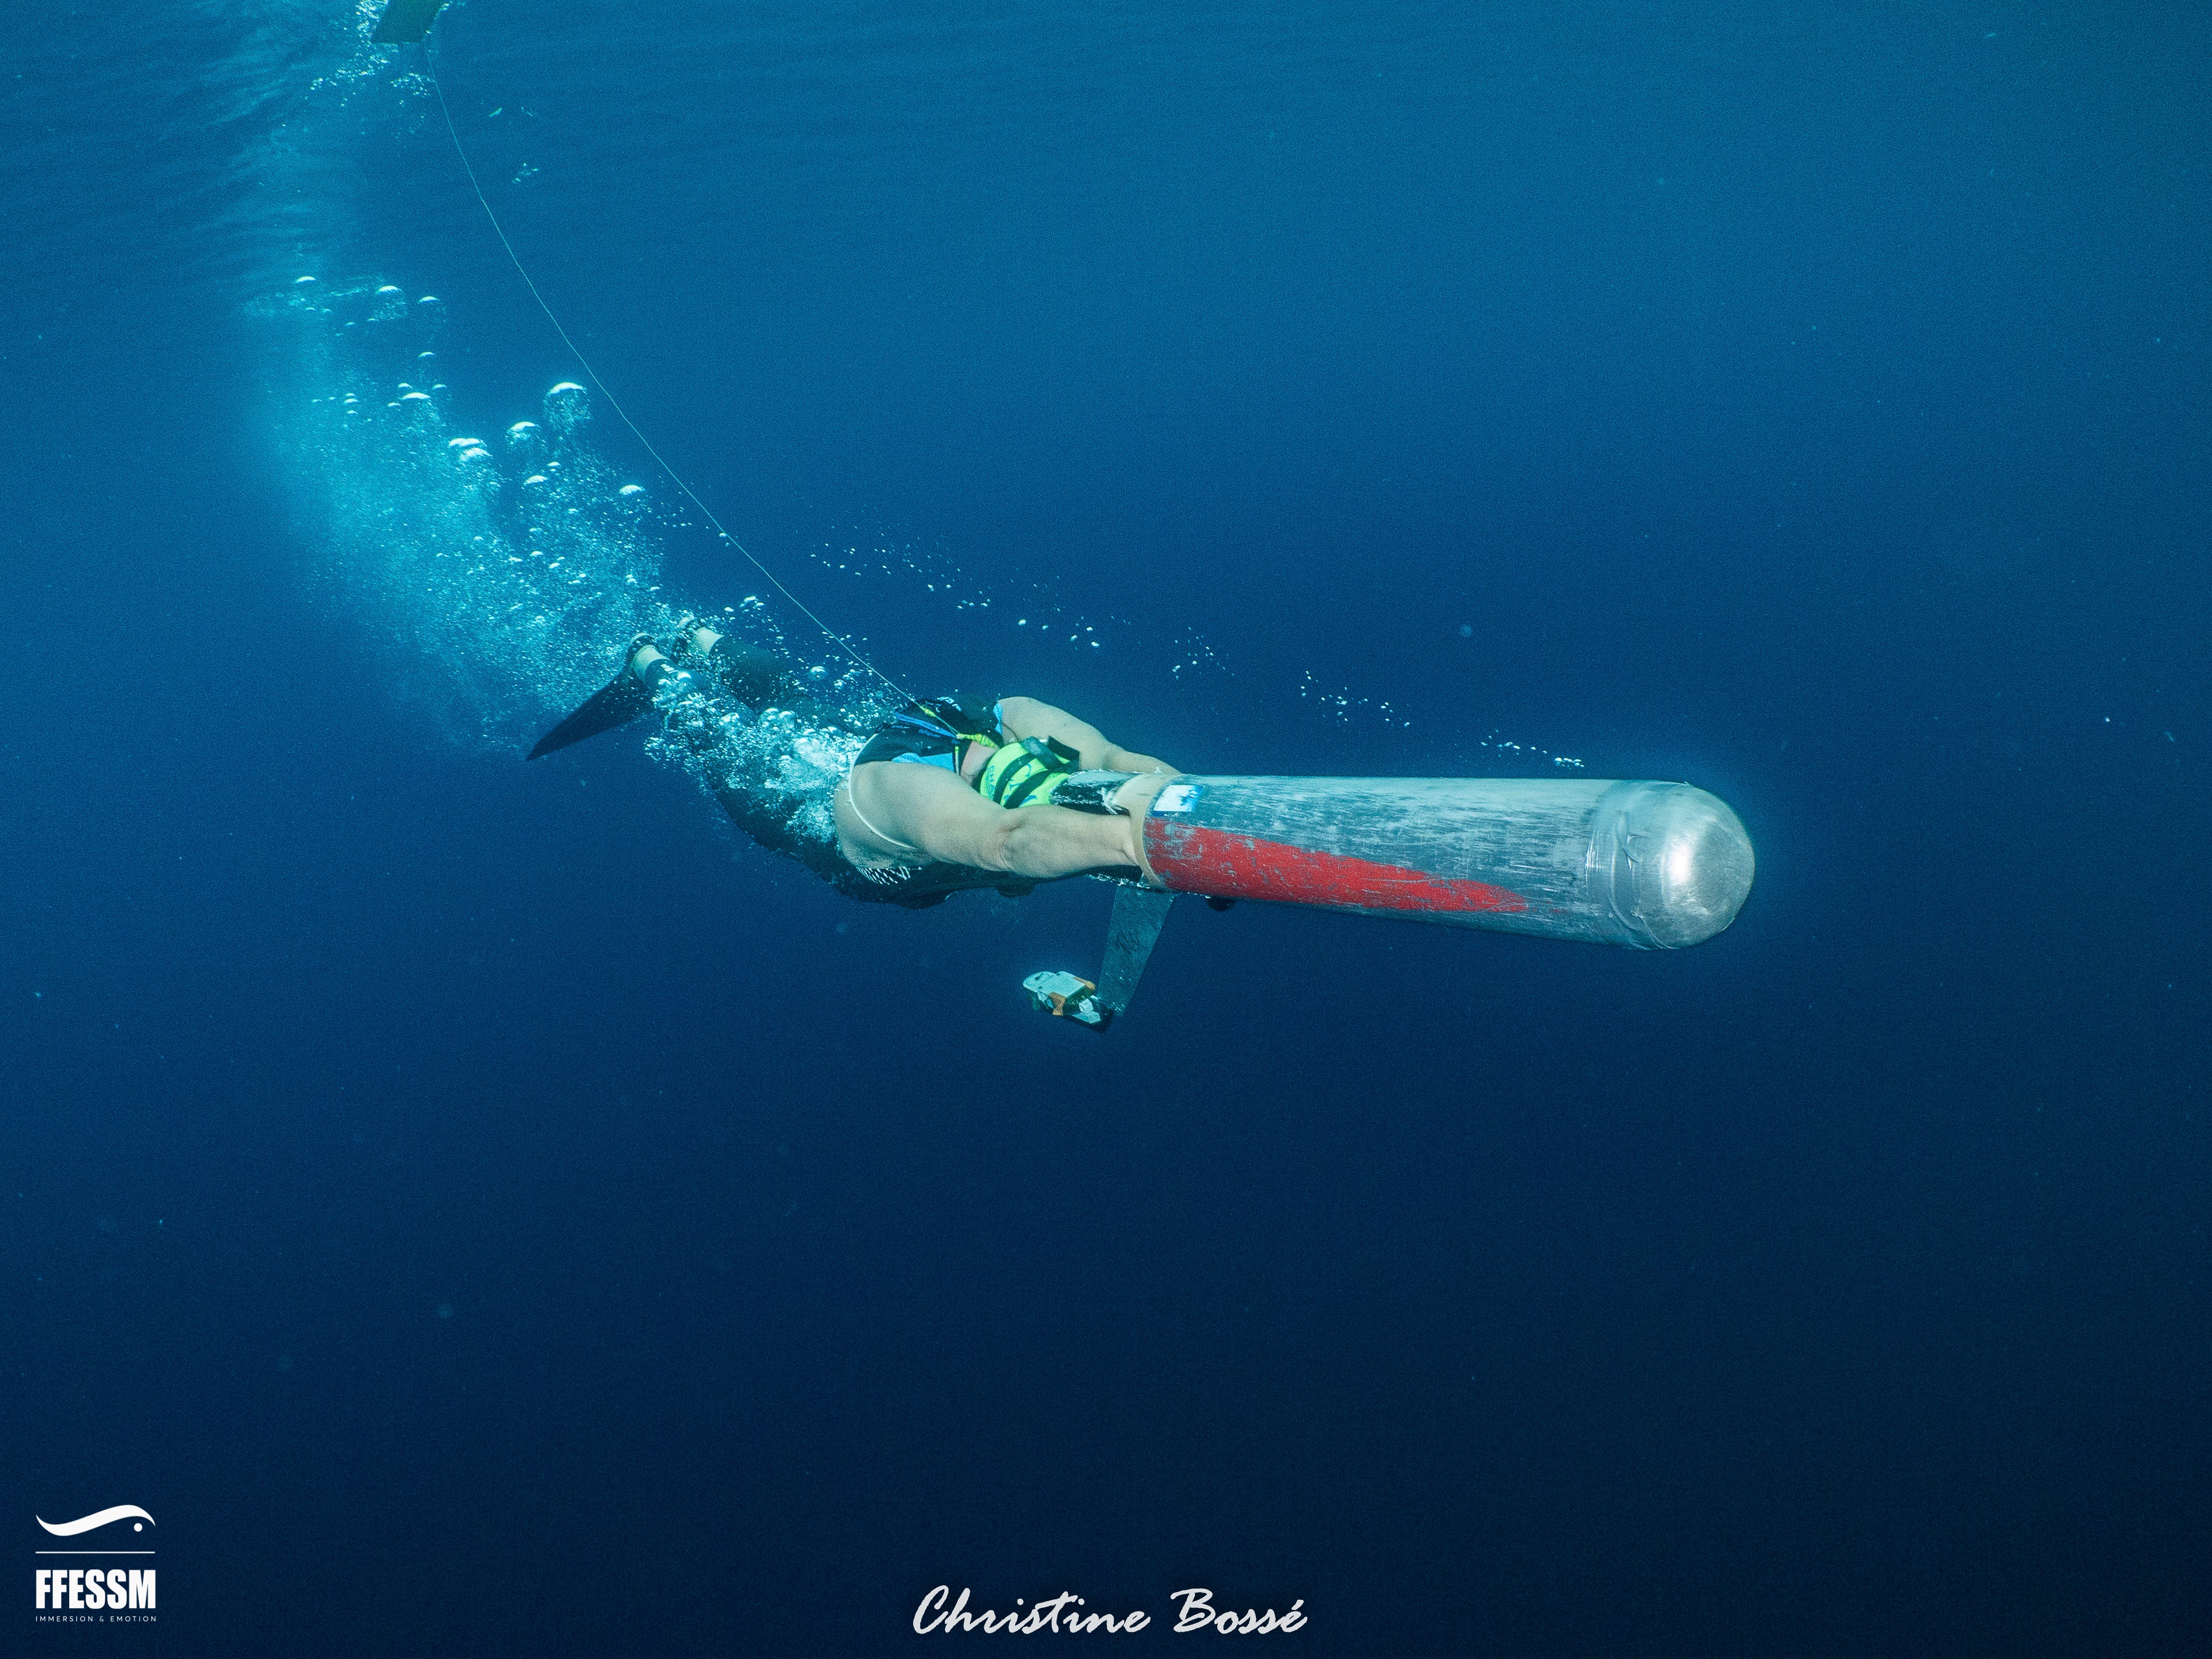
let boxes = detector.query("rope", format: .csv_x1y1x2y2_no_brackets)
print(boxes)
423,48,910,702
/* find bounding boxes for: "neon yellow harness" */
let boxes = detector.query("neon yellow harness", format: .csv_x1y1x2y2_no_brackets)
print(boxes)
975,735,1082,809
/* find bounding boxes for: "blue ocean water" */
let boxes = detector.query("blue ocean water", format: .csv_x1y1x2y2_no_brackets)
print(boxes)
4,1,2207,1652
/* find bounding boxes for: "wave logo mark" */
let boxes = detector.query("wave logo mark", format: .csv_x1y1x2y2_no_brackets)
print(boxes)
36,1506,155,1537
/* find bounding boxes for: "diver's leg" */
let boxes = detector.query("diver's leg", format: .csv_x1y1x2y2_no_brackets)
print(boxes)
633,637,863,891
691,631,786,701
677,624,854,731
628,640,739,760
630,635,786,725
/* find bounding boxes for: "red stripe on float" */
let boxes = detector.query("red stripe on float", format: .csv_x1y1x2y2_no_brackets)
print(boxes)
1146,821,1526,914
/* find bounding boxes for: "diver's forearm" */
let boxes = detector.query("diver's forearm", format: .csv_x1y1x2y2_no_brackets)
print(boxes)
989,807,1144,879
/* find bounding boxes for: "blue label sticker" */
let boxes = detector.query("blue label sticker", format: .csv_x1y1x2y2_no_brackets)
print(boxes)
1151,782,1205,814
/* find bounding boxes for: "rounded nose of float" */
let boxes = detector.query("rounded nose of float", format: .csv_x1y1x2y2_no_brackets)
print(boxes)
1608,782,1756,947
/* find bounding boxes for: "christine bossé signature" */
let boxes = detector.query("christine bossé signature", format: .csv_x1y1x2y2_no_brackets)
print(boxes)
914,1587,1307,1636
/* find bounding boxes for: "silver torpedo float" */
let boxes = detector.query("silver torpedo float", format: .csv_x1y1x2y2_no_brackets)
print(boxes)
1140,776,1755,948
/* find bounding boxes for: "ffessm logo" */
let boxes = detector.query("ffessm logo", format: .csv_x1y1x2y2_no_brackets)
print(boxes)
33,1506,156,1621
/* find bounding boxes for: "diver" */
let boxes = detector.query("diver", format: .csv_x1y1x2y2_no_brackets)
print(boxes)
530,622,1182,910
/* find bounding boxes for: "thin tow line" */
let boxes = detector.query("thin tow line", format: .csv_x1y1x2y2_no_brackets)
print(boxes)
424,50,909,702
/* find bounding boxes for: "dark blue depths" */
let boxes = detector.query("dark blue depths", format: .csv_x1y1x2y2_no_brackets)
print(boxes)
3,3,2208,1654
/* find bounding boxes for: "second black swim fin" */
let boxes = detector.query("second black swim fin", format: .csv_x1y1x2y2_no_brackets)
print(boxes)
527,670,653,761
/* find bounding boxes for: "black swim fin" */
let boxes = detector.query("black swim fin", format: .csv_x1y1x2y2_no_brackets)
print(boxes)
371,0,449,43
527,670,653,761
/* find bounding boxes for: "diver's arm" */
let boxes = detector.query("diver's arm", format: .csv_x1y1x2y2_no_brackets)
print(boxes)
996,696,1175,775
846,761,1145,880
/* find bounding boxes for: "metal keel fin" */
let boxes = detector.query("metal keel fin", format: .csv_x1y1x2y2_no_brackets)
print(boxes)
1096,888,1175,1020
